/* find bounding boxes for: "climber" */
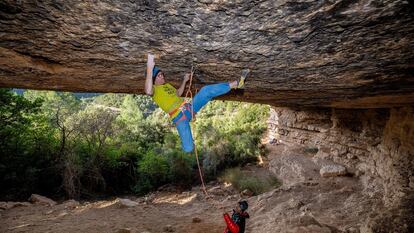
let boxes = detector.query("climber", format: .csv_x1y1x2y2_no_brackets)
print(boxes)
223,200,250,233
145,53,249,152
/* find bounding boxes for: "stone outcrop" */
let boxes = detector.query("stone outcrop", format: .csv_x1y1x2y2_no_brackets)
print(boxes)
60,199,80,209
319,164,347,177
268,106,414,232
28,194,57,206
0,0,413,108
116,198,139,208
249,173,374,233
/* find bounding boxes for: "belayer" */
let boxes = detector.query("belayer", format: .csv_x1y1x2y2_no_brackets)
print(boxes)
145,53,249,152
223,200,250,233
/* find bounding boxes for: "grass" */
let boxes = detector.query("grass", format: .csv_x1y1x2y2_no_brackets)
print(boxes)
220,167,281,195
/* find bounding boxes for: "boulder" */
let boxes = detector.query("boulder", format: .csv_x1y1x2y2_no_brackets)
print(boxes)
61,199,80,209
28,194,57,206
269,152,321,185
319,165,347,177
117,198,138,208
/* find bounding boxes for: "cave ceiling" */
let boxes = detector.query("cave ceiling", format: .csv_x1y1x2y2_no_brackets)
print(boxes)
0,0,413,108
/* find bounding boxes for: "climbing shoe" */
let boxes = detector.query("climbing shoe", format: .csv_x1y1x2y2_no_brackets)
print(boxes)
237,68,250,89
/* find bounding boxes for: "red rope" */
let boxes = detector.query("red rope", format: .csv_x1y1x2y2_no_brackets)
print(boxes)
185,66,209,197
184,66,231,214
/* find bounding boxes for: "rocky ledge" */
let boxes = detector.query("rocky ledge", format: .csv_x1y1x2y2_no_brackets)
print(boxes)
0,0,413,108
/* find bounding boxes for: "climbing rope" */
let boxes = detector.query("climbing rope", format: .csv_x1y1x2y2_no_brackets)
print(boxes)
184,65,209,197
185,65,229,212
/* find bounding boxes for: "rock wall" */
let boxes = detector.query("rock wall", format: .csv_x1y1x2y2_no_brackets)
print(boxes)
1,0,414,108
268,106,414,231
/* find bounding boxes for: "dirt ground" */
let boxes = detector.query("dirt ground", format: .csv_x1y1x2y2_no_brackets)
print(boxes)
0,187,232,233
1,143,382,233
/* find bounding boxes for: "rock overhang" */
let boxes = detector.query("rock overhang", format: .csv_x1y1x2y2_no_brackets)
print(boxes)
0,0,413,108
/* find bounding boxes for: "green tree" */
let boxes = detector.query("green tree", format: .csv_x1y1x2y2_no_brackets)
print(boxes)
69,105,118,195
0,89,59,200
24,91,80,156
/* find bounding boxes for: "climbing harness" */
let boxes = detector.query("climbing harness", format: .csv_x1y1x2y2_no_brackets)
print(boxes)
171,103,194,125
168,101,187,118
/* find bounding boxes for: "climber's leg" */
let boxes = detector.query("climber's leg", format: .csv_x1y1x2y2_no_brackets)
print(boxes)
175,117,194,152
192,83,231,113
192,69,249,113
173,110,194,152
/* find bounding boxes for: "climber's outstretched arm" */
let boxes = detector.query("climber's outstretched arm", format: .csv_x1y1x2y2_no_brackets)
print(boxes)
145,53,155,96
176,73,190,96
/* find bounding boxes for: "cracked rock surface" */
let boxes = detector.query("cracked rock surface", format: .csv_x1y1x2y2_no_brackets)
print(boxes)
0,0,413,107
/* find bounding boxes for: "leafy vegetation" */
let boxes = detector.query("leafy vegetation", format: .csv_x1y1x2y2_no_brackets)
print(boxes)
0,88,269,200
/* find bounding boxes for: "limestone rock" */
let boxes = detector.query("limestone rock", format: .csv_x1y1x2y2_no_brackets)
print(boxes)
0,201,31,210
267,106,414,232
320,165,347,177
269,152,321,186
28,194,57,206
61,199,80,209
0,1,413,108
117,198,138,208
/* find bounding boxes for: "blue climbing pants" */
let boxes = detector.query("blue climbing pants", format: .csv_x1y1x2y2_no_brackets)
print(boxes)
172,83,231,152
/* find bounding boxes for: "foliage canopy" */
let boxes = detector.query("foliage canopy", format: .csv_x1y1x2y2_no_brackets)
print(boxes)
0,89,269,200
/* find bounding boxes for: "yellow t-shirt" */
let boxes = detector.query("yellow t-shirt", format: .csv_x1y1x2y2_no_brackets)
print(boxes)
152,83,184,119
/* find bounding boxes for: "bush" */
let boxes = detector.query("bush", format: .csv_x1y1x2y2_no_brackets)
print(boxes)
135,150,170,194
221,167,280,195
166,150,195,189
195,101,269,178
